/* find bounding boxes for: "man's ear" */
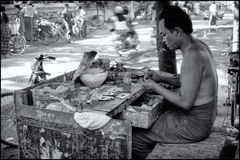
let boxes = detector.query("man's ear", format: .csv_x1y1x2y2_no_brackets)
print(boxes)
174,27,182,37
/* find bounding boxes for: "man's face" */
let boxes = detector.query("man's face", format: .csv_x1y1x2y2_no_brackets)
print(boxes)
158,19,180,50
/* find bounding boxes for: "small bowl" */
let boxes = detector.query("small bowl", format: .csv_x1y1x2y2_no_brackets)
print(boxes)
80,68,108,88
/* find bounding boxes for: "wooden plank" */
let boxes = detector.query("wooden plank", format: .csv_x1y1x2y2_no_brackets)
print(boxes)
18,76,145,118
17,117,132,159
91,83,145,117
15,87,133,159
120,95,164,129
146,130,226,159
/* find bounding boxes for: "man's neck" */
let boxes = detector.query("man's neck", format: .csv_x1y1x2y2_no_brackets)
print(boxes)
180,34,195,55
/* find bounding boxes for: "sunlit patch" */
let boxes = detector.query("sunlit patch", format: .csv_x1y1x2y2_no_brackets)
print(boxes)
217,69,228,86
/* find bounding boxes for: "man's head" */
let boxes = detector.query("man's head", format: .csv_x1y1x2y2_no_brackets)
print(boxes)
158,5,193,50
14,5,21,10
0,6,6,12
65,4,69,9
78,5,82,10
27,1,33,6
114,6,123,14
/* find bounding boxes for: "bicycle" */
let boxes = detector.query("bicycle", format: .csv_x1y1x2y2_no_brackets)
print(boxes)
1,54,56,147
223,41,239,127
33,18,60,45
8,18,26,56
227,51,239,127
52,20,71,43
87,15,105,28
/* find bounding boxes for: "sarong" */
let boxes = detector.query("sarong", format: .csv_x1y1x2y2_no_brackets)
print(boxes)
24,17,33,41
132,99,217,158
210,15,217,25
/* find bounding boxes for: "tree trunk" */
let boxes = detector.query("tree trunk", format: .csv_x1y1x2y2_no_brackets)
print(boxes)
96,2,99,23
155,1,177,74
130,1,134,20
232,1,239,52
102,3,106,22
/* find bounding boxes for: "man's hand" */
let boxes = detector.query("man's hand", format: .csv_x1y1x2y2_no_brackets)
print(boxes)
148,70,158,81
140,79,159,91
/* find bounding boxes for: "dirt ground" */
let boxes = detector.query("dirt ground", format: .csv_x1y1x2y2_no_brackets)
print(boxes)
1,17,236,158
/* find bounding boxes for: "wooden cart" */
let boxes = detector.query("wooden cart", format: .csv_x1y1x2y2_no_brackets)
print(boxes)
14,68,164,159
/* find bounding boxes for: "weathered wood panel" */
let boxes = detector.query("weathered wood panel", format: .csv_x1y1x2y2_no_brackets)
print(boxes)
15,104,132,159
120,95,164,129
14,70,136,159
14,67,155,159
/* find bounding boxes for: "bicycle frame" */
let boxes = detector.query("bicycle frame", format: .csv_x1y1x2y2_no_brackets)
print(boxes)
1,54,56,148
227,51,239,127
27,54,56,87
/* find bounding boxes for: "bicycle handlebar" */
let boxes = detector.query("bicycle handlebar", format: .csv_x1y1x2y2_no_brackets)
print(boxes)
36,54,56,61
47,56,56,60
228,51,239,55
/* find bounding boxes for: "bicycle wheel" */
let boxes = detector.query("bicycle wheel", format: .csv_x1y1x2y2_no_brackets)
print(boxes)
1,92,18,147
9,35,26,56
37,27,60,45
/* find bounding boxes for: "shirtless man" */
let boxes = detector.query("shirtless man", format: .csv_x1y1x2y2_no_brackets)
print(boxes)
132,6,218,159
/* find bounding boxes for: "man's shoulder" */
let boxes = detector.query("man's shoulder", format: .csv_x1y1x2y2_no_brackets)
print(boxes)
185,41,207,56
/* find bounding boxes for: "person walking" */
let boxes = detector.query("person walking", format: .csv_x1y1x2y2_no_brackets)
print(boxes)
21,1,37,45
14,4,25,35
75,5,86,31
1,6,12,58
209,1,217,32
62,3,73,39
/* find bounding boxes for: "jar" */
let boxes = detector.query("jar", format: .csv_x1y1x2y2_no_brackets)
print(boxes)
123,72,132,93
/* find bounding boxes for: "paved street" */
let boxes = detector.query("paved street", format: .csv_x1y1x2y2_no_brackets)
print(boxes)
1,19,233,91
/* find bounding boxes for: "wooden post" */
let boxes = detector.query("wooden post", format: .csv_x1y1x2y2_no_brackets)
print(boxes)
155,1,177,74
232,1,239,52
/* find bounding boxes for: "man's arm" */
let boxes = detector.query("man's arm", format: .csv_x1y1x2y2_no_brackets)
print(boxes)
148,70,181,87
143,49,203,110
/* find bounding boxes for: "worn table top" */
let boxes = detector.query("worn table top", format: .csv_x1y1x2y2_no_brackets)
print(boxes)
80,82,145,117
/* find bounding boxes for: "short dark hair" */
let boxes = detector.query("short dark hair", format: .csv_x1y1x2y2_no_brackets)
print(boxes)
159,5,193,34
0,6,6,12
123,6,128,15
14,5,21,10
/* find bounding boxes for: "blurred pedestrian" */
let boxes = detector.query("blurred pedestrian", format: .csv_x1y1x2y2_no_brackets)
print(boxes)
21,1,38,45
75,5,86,30
14,4,25,35
209,1,217,32
62,3,73,37
151,5,156,22
1,6,11,58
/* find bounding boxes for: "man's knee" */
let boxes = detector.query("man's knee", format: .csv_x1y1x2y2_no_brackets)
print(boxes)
132,128,156,158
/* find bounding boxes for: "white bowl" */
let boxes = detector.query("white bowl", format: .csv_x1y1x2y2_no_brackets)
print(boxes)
80,68,108,88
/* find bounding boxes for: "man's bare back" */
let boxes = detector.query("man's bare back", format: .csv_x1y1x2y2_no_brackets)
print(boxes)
180,39,218,106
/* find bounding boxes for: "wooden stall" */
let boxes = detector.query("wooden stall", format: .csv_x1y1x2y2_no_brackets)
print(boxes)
14,67,164,159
